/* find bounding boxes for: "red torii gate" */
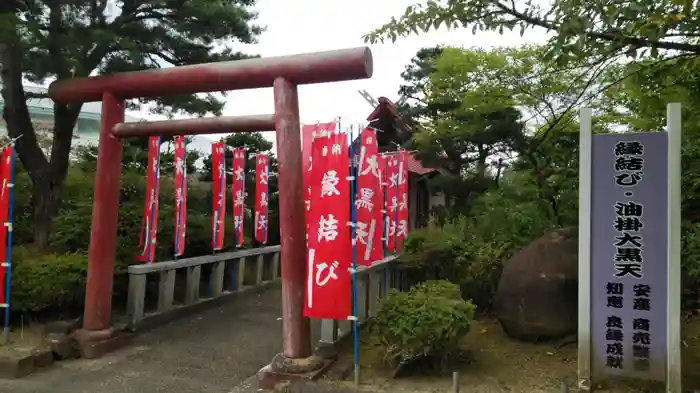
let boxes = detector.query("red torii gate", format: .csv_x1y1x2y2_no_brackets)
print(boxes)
48,47,373,380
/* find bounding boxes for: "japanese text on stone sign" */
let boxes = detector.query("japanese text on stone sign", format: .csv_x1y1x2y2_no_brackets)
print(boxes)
604,140,653,373
613,141,645,279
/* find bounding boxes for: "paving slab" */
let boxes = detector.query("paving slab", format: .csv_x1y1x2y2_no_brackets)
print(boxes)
0,286,284,393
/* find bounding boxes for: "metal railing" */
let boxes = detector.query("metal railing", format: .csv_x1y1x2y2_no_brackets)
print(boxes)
126,245,281,331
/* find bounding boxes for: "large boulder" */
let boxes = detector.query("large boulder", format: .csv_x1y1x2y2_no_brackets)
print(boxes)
494,227,578,341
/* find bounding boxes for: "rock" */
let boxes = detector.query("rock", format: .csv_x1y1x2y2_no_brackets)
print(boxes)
45,332,77,360
494,227,578,341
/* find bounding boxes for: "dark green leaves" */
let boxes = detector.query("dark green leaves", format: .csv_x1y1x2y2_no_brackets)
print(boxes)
371,280,476,369
364,0,700,68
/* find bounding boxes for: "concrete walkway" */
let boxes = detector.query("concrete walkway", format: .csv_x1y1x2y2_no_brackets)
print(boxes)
0,286,285,393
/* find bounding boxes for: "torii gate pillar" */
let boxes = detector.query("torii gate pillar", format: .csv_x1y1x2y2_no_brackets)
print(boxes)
48,48,373,379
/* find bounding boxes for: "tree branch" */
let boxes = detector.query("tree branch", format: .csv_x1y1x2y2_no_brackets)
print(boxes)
47,0,70,79
25,91,49,99
490,0,700,54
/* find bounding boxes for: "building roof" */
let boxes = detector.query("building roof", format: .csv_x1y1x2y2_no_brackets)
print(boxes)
366,96,437,175
406,152,435,175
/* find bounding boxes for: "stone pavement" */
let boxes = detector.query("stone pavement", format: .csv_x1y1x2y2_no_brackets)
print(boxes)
0,286,287,393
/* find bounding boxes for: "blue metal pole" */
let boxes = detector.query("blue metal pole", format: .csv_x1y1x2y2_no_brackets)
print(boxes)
380,144,388,296
348,123,361,386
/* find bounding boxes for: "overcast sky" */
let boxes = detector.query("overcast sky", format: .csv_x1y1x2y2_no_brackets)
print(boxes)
130,0,551,153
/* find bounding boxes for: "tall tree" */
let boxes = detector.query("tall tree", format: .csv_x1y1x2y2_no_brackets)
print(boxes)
363,0,699,66
407,47,526,212
406,45,602,220
0,0,261,248
397,45,445,124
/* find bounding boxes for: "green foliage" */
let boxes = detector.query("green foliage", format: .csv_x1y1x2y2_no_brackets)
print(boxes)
371,280,476,370
10,246,88,314
363,0,700,67
401,219,468,284
402,180,556,310
402,45,603,216
397,42,700,313
394,45,612,311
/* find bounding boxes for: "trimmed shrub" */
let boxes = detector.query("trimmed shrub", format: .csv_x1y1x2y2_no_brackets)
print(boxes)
10,246,88,314
370,280,476,371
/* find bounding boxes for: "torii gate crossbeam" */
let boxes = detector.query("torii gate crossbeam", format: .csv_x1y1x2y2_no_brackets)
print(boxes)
48,47,373,382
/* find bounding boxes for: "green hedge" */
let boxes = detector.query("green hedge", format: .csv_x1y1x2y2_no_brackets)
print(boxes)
370,280,476,371
10,246,87,313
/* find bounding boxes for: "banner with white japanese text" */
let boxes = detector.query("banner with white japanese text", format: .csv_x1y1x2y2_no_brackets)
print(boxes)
254,153,269,244
211,141,226,251
0,146,13,303
396,151,410,250
355,129,383,265
232,147,246,247
304,132,352,320
173,136,187,257
302,122,337,234
384,152,400,253
137,136,161,263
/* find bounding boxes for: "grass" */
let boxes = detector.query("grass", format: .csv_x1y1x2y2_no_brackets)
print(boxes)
329,316,700,393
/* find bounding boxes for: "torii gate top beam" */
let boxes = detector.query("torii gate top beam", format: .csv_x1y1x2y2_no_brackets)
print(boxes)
48,47,373,104
111,115,276,138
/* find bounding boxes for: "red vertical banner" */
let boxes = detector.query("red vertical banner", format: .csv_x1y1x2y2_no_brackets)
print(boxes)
211,141,226,251
302,122,337,233
137,136,161,263
355,129,383,266
302,122,337,177
304,132,352,320
385,153,400,253
232,147,246,247
396,151,410,250
0,147,13,303
254,153,269,244
173,136,187,257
